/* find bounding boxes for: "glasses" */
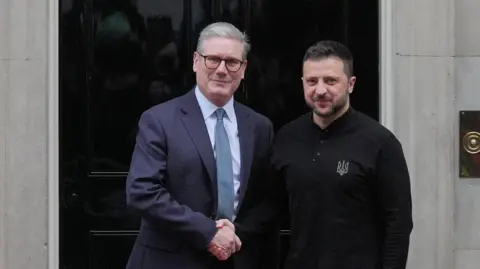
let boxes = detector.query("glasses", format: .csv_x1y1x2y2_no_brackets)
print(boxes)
198,53,244,72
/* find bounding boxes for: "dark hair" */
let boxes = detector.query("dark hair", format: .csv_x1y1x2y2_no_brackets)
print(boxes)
303,40,354,77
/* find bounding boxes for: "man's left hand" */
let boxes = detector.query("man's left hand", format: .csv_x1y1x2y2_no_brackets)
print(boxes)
208,219,241,260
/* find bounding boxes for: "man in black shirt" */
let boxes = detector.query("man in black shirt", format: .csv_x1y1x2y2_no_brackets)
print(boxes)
272,41,413,269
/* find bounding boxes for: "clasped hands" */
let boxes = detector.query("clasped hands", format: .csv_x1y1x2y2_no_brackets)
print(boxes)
207,219,242,261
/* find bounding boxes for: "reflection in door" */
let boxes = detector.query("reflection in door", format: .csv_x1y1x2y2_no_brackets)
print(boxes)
59,0,378,268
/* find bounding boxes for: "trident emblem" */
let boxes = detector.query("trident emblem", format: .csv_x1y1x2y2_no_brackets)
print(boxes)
336,160,349,176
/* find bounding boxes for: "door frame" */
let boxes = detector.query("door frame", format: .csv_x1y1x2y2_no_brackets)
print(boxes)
47,0,395,268
380,0,395,132
48,0,60,268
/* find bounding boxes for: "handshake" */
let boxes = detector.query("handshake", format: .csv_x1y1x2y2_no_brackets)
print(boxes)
207,219,242,261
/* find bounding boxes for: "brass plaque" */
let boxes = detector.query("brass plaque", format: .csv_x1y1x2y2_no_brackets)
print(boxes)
460,111,480,178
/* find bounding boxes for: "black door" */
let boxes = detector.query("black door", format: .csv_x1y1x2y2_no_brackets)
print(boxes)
59,0,379,268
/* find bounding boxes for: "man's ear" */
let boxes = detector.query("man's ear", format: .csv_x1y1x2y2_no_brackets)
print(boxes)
348,76,356,94
240,60,248,79
193,51,199,72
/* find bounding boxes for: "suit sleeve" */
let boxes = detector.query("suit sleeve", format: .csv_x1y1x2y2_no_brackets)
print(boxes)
376,134,414,269
126,110,217,250
234,120,288,242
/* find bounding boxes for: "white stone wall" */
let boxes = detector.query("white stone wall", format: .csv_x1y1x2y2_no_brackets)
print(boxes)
0,0,49,268
454,0,480,268
391,0,480,268
392,2,455,269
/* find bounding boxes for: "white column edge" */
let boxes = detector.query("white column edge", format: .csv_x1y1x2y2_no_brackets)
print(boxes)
379,0,395,131
47,0,59,268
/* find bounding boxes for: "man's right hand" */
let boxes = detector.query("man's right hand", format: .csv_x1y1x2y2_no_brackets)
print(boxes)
216,219,235,232
216,219,241,251
208,221,241,260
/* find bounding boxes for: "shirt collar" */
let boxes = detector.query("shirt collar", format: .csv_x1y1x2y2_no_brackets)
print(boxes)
194,85,235,121
311,107,355,134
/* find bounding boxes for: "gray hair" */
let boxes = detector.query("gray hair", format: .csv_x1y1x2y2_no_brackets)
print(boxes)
196,22,250,60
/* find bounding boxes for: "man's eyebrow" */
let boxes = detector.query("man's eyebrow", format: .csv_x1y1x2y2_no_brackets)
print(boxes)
323,75,340,79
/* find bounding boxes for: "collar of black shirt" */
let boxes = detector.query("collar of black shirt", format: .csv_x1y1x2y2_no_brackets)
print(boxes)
310,107,355,136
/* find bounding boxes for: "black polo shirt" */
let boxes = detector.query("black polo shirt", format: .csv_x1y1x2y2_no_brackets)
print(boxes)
272,108,413,269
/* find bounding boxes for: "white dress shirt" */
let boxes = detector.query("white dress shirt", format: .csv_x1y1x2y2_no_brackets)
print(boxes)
194,86,241,218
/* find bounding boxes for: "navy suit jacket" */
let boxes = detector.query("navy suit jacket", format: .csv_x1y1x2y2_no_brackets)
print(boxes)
125,90,279,269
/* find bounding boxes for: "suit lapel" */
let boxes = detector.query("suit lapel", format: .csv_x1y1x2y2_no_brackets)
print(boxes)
178,92,256,211
179,91,217,194
235,103,255,207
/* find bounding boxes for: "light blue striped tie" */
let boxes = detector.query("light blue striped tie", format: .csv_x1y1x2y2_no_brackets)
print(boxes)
214,108,234,221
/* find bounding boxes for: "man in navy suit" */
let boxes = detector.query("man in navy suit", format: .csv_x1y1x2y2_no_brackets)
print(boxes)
125,22,278,269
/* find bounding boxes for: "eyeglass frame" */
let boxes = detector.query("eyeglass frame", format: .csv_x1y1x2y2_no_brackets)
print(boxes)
197,53,245,72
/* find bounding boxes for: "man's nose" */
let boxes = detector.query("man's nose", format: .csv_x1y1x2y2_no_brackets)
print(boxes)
314,84,327,94
215,61,228,74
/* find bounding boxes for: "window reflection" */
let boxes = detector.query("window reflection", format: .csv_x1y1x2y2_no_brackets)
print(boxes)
243,0,348,132
60,0,88,165
90,0,188,172
219,0,243,29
